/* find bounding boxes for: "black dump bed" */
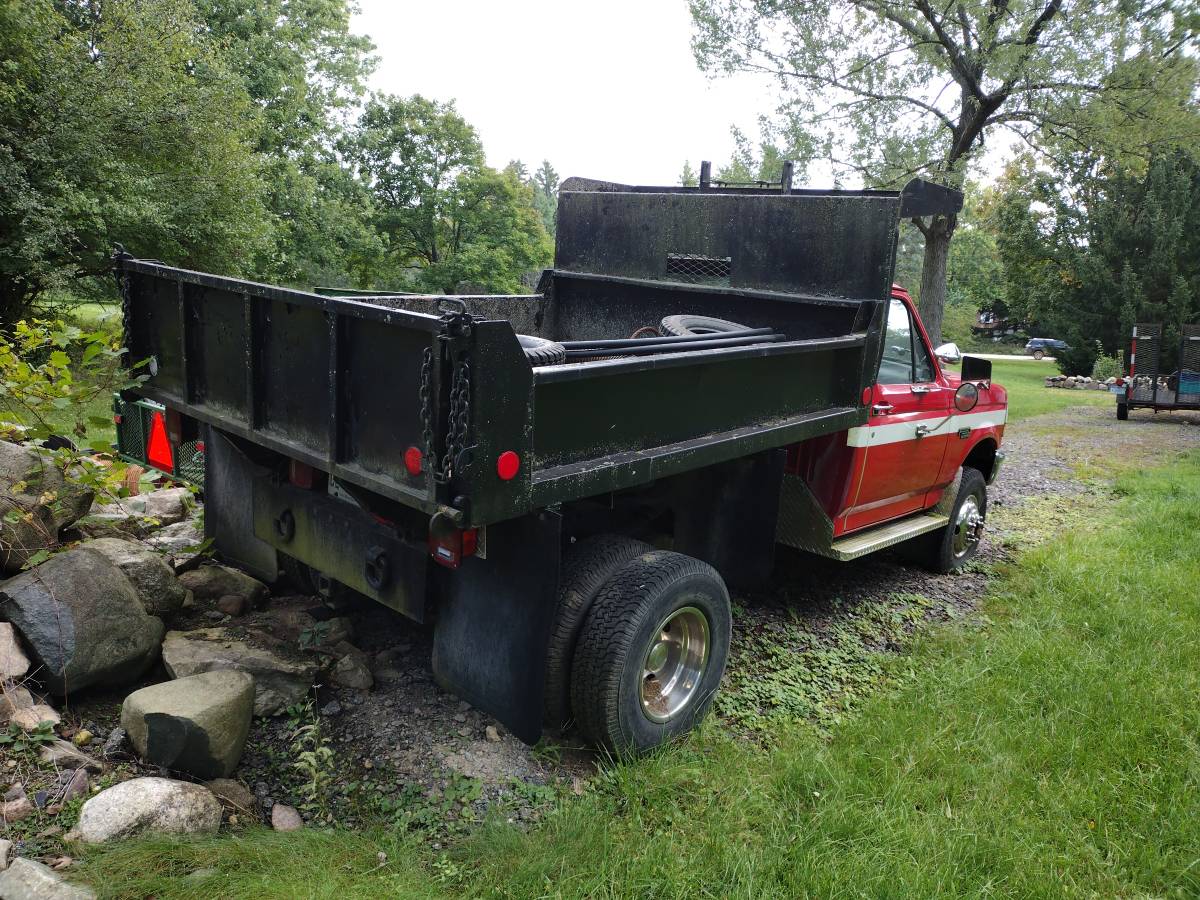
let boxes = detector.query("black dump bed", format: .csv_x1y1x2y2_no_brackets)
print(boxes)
115,177,961,528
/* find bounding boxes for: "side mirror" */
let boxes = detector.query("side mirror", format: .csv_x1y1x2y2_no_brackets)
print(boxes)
934,342,961,364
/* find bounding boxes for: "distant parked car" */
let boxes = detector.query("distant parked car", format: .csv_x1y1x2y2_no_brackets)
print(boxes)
1024,338,1070,360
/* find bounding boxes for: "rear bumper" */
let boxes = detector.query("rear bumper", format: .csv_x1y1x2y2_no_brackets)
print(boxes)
987,449,1006,485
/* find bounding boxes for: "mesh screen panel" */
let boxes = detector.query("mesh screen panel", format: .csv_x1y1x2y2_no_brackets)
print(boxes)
665,253,732,284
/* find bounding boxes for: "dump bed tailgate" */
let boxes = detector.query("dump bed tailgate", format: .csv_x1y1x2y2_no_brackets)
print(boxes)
116,257,446,514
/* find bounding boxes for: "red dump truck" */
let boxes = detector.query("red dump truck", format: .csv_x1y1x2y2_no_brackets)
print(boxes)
113,170,1007,751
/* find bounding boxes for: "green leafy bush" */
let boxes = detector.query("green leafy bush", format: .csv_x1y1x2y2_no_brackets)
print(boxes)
1092,349,1124,381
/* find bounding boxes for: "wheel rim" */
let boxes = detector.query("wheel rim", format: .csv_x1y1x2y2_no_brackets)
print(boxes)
639,606,710,723
952,495,985,558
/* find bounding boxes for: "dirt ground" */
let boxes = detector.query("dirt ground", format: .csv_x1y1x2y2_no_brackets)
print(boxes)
64,404,1200,833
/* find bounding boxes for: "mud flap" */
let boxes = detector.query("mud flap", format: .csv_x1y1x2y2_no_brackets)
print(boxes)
203,426,279,584
432,509,562,745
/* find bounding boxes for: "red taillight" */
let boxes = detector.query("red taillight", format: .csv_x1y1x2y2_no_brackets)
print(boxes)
146,411,174,473
404,446,423,476
496,450,520,481
113,413,124,425
289,459,315,489
428,521,479,570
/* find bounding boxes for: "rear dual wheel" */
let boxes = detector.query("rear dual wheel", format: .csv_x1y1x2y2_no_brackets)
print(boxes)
567,549,731,753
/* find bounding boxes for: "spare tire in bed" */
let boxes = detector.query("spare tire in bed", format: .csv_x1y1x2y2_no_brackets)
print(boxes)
659,315,752,336
517,334,567,366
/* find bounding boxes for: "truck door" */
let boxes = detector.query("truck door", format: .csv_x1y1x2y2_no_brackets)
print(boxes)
838,296,952,533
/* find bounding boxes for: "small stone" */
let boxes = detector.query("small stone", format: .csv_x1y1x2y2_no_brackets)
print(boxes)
72,729,93,747
320,701,342,718
216,594,246,617
485,725,500,742
332,649,373,691
204,778,257,817
0,684,34,723
0,837,10,871
40,739,106,772
271,803,303,832
10,704,60,730
0,623,30,679
63,769,89,802
187,867,218,880
101,727,127,757
179,564,267,608
204,610,229,623
49,855,72,870
3,783,24,802
1,796,34,821
0,857,95,899
75,777,222,843
453,713,466,723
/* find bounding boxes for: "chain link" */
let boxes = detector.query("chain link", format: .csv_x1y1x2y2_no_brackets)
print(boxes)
417,306,475,484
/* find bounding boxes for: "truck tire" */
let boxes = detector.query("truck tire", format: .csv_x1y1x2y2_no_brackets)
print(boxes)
918,467,987,573
517,334,567,366
1031,349,1045,360
544,534,652,728
659,315,751,336
1116,402,1129,420
570,550,731,753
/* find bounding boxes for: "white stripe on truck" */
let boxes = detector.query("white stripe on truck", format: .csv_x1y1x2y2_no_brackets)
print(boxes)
846,409,1007,448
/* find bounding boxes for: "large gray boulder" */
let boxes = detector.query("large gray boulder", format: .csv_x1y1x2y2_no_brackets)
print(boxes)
120,671,254,779
73,777,222,843
81,538,187,619
161,628,317,715
0,857,95,899
178,564,266,609
0,441,93,574
0,547,164,695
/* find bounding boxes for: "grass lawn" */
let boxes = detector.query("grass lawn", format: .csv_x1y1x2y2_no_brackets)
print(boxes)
978,357,1113,423
76,450,1200,898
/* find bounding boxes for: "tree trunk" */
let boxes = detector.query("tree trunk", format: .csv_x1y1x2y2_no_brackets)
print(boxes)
917,214,956,347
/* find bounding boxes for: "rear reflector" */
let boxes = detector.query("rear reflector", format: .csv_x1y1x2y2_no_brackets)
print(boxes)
496,450,520,480
145,411,174,473
404,446,423,476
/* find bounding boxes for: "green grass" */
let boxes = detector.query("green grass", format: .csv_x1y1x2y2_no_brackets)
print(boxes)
981,357,1112,423
76,452,1200,898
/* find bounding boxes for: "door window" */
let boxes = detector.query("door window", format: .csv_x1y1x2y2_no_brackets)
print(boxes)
878,298,935,384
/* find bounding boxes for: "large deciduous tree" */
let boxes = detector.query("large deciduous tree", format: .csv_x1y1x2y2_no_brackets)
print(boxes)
0,0,267,323
348,95,552,293
690,0,1199,343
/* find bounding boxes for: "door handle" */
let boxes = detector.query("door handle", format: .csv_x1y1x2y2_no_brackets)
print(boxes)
910,384,935,394
872,403,894,415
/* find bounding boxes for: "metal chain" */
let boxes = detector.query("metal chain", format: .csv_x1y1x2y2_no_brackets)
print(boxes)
418,303,475,484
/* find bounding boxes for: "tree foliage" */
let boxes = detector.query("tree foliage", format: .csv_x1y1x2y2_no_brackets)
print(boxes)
690,0,1200,342
0,0,268,322
348,95,552,293
994,149,1200,374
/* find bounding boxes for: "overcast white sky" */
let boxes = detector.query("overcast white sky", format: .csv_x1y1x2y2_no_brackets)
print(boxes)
352,0,779,186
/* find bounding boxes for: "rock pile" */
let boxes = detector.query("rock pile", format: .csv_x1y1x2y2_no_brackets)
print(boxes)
1044,375,1120,391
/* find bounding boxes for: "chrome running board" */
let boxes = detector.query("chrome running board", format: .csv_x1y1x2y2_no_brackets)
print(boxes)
826,513,949,561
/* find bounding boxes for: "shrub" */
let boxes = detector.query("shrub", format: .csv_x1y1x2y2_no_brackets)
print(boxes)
1092,351,1124,381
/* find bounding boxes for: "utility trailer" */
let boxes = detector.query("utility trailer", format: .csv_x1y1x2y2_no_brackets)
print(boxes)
1116,323,1200,419
113,173,1002,752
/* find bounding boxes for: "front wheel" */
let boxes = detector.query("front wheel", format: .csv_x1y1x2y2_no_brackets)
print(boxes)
1031,349,1045,360
912,468,987,573
570,551,731,753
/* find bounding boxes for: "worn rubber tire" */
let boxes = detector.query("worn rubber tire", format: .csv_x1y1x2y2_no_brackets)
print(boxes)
1032,349,1045,360
517,334,567,366
918,467,988,573
570,550,731,753
659,315,752,336
544,535,653,729
1116,402,1129,421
